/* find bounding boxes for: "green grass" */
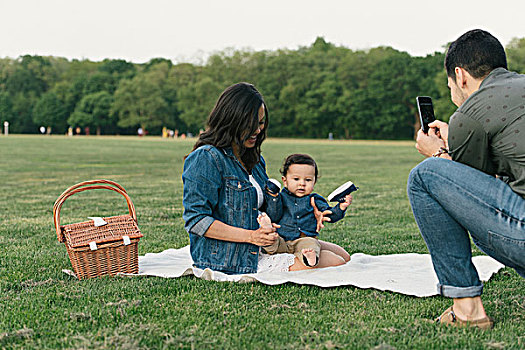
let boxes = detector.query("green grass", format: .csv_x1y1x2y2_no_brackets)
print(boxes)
0,135,523,349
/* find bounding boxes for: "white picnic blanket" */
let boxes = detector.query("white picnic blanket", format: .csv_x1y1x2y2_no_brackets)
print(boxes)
137,245,505,297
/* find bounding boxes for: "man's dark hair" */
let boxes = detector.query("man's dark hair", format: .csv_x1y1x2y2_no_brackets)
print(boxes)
280,154,319,181
445,29,507,79
191,82,268,172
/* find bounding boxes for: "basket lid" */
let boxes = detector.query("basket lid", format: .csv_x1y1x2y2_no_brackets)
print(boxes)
62,215,143,248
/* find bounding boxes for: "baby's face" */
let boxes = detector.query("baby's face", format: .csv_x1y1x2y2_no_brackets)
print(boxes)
282,164,316,197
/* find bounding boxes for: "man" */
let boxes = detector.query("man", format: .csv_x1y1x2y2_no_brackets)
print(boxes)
408,29,525,330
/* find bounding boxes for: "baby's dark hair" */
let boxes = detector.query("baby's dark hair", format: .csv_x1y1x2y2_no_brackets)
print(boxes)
280,154,319,180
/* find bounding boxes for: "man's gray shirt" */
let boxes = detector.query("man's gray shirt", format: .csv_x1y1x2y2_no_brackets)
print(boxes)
448,68,525,198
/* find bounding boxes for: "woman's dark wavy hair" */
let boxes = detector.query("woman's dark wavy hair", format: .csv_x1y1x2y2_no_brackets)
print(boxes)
191,82,268,172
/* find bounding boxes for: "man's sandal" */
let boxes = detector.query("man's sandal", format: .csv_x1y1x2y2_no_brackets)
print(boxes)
435,306,494,330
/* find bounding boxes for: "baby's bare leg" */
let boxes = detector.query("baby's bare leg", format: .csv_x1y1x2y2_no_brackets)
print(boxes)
301,248,318,267
289,257,312,271
316,250,346,268
291,237,321,267
318,239,350,262
289,250,345,270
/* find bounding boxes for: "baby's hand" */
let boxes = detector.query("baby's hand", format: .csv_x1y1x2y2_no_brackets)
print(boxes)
339,194,353,210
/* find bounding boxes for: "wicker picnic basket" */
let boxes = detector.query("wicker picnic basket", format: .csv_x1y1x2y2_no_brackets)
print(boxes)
53,180,143,280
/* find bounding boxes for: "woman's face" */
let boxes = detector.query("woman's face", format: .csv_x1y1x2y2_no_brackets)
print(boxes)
243,104,265,148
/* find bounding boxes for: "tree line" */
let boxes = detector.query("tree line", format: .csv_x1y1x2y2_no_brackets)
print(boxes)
1,37,524,139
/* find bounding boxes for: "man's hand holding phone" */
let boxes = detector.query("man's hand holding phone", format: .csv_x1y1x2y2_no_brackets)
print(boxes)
428,120,449,148
415,96,451,159
415,121,451,158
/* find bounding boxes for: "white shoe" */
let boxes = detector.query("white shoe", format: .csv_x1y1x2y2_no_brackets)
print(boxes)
327,181,358,202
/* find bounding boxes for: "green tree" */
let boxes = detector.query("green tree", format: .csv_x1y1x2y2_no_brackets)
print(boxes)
432,71,457,123
9,93,37,133
271,42,343,138
51,73,92,125
5,55,59,96
0,37,485,138
32,91,67,133
0,91,14,124
506,37,525,74
112,63,171,132
3,55,56,133
144,58,173,71
68,91,115,135
333,49,415,139
291,74,342,138
177,76,222,133
60,59,98,82
83,72,115,95
98,59,136,79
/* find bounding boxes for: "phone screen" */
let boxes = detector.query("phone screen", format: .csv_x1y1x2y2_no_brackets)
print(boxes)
417,96,435,133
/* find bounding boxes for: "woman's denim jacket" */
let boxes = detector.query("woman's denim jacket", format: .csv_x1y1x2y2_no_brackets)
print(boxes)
182,145,268,274
265,188,346,241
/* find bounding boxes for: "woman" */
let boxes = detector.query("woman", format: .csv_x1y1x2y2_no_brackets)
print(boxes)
182,82,349,274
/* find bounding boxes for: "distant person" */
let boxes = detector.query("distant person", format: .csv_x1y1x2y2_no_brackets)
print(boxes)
262,153,352,267
408,29,525,329
137,127,144,137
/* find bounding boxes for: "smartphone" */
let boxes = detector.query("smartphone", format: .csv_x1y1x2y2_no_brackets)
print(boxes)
416,96,436,133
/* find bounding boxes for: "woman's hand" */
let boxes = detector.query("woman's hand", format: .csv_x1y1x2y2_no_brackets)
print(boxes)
249,225,279,246
204,220,278,246
339,194,353,211
311,197,332,232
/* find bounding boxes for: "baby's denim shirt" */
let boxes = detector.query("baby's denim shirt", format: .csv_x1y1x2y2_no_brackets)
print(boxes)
182,145,268,274
265,188,346,241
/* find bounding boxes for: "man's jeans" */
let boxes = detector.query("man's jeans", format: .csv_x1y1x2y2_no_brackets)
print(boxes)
407,158,525,298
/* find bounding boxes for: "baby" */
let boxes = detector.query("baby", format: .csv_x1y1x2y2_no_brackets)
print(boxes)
259,153,354,267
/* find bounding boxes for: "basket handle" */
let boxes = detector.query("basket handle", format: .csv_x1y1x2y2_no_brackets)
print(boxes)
53,180,137,242
53,179,127,210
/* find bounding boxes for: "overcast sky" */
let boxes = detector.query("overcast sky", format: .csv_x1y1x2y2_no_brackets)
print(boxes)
1,0,524,64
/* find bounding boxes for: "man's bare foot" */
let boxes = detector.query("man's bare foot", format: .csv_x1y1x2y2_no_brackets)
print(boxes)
302,248,318,267
452,296,489,321
257,213,272,229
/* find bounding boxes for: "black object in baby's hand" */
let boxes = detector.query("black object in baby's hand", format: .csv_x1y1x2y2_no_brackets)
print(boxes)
327,181,359,203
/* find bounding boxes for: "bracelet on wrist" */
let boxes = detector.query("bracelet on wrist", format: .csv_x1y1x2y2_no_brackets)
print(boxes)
432,147,449,158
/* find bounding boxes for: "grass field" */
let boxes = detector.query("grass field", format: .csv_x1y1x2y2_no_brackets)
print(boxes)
0,135,523,349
